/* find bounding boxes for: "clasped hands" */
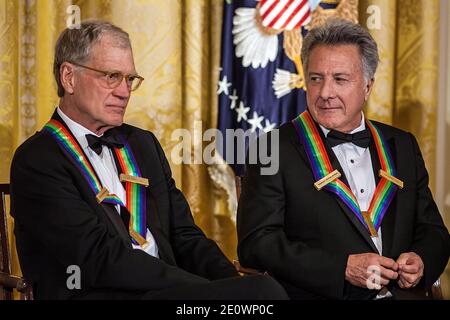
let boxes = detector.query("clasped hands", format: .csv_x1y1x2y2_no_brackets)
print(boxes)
345,252,424,290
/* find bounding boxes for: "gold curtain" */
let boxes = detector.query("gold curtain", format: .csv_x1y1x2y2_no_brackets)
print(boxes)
360,0,439,190
359,0,448,297
1,0,71,286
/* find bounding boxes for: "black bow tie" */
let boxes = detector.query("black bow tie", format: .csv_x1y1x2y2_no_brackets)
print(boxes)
86,131,123,155
327,128,371,148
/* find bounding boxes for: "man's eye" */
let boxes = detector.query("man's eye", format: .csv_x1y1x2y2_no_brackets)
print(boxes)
107,73,121,81
336,78,348,82
310,76,322,82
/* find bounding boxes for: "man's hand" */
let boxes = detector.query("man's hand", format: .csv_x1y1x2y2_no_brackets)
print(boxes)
396,252,424,289
345,253,399,289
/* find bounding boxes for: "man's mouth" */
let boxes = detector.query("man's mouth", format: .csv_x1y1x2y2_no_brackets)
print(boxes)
317,105,341,110
106,105,126,111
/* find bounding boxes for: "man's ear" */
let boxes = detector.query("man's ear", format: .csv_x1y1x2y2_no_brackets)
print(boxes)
60,62,76,95
364,78,374,101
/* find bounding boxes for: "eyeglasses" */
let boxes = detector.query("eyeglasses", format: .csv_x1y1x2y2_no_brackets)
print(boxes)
69,61,144,92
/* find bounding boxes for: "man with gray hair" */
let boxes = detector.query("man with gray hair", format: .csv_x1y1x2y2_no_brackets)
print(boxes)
10,20,288,300
237,18,449,299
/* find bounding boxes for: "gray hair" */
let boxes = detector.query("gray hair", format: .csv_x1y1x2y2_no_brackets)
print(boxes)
53,20,131,97
301,18,379,82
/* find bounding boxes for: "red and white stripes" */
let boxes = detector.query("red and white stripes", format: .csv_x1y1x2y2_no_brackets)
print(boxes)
259,0,311,30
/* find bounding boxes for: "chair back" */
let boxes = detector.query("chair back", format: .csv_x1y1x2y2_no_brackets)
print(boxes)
0,183,33,300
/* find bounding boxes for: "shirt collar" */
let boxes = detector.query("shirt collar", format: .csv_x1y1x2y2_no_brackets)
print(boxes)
319,111,366,137
56,107,101,150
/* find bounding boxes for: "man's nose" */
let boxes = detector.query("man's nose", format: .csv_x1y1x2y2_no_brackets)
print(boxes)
319,79,336,100
112,78,131,98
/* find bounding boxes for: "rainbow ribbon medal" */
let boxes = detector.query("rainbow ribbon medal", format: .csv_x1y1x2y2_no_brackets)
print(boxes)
115,137,149,248
44,119,149,248
292,111,403,237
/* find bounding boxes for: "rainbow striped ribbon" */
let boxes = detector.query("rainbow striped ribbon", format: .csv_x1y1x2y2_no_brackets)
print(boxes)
114,138,147,245
44,119,124,206
292,110,398,236
44,119,147,245
365,121,398,232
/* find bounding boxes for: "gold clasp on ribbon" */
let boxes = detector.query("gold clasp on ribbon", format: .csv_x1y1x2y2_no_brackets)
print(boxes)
361,211,378,237
130,228,149,249
379,170,404,189
120,173,149,187
314,169,341,191
96,187,109,203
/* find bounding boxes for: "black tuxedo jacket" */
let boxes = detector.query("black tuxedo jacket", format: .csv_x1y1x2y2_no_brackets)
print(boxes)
10,111,238,299
237,120,450,299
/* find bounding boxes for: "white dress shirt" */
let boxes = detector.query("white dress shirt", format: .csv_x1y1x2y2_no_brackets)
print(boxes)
320,113,383,255
57,107,159,258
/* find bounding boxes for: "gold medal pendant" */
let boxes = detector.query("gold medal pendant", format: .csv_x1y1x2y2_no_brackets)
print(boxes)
361,211,378,237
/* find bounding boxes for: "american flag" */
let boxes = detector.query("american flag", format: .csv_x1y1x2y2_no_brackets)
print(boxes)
217,0,336,175
259,0,311,30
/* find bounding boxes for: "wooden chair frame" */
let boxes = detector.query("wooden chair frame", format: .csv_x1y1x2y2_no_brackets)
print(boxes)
0,183,33,300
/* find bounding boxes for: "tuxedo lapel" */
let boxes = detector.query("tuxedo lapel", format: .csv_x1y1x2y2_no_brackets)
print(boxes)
145,192,177,265
382,134,402,257
289,122,378,252
288,122,310,166
102,204,132,245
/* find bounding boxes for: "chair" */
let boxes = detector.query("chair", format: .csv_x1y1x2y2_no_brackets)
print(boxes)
0,183,33,300
233,177,445,299
430,279,443,300
234,176,264,276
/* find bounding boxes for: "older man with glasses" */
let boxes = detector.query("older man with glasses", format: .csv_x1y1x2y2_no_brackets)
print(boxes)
10,20,288,300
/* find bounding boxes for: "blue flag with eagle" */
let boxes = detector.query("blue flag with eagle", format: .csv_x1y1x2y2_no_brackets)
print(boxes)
216,0,358,175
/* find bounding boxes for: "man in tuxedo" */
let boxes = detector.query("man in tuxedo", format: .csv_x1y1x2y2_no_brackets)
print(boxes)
10,20,288,300
237,19,449,299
